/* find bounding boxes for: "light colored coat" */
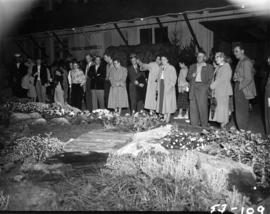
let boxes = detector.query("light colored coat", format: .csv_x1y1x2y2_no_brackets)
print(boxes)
156,64,177,114
210,63,233,124
141,62,161,110
108,65,129,109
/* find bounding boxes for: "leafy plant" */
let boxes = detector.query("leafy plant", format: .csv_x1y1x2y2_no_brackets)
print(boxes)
0,191,9,211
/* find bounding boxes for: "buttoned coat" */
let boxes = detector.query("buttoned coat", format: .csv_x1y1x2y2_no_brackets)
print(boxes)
140,62,161,110
156,64,177,114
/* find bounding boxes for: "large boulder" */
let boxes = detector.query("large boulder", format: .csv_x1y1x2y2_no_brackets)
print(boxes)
10,112,42,123
194,151,257,196
50,117,70,126
115,125,172,156
30,118,47,126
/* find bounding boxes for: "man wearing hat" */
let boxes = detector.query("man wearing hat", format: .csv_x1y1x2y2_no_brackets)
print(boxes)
127,53,141,113
10,53,27,97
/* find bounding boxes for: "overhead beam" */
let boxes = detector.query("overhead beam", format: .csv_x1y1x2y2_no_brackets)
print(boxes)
29,35,48,58
14,40,31,58
183,13,202,51
113,23,128,46
51,31,73,57
156,17,163,28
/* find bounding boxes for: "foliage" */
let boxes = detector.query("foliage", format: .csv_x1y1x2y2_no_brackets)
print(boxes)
105,43,179,67
2,133,64,163
160,126,270,186
56,151,250,211
0,191,9,211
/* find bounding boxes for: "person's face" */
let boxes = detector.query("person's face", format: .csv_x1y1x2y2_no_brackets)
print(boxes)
197,53,205,64
36,59,41,65
267,57,270,65
104,55,109,63
95,57,101,65
161,56,168,65
215,54,224,65
73,63,79,69
69,62,73,70
156,56,161,65
113,60,120,68
86,55,92,63
131,57,137,65
136,59,142,66
233,47,244,59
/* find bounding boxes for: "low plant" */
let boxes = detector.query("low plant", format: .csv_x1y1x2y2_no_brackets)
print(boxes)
56,151,250,211
0,191,9,211
2,133,64,163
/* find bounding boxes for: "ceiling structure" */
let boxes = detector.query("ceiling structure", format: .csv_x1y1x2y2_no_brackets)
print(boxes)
201,16,270,42
10,0,234,35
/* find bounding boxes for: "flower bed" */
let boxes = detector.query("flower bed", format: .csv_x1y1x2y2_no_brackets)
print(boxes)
2,101,165,131
160,126,270,186
2,133,64,164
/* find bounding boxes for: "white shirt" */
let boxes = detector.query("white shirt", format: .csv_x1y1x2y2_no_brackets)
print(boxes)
195,62,206,82
85,62,92,77
161,66,165,79
16,63,20,69
37,65,41,81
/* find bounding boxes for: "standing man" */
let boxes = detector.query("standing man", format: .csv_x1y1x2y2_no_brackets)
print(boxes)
187,50,214,127
10,54,27,97
89,56,106,110
84,54,93,111
233,44,256,130
128,54,140,113
104,53,114,109
32,58,49,103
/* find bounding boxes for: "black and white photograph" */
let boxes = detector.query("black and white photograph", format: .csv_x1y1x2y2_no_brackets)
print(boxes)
0,0,270,212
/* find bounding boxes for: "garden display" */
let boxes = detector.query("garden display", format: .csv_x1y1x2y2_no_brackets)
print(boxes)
160,125,270,186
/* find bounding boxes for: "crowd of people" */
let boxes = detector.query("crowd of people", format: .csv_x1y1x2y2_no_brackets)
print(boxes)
9,43,270,134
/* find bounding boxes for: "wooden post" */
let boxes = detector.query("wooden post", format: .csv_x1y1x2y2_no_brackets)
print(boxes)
51,31,73,57
183,13,202,51
29,35,48,58
113,23,128,46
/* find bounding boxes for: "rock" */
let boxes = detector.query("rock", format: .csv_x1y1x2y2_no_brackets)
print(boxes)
50,117,70,126
194,151,256,195
29,112,42,119
257,196,270,213
114,125,172,156
10,113,32,122
3,162,15,172
30,118,47,126
13,174,25,182
10,112,42,123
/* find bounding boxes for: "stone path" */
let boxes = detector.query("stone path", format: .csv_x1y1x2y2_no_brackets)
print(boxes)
63,129,134,154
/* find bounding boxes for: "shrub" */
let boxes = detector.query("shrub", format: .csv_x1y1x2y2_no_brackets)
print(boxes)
2,133,64,163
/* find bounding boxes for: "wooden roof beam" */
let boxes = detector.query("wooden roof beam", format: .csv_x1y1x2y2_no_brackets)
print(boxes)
183,13,202,51
113,23,128,46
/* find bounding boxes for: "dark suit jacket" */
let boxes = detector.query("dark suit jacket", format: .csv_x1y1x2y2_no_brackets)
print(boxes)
88,64,106,90
32,65,48,86
136,71,147,101
11,63,27,86
128,65,141,87
187,63,214,99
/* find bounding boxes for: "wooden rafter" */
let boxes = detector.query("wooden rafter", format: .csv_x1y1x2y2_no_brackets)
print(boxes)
113,23,128,46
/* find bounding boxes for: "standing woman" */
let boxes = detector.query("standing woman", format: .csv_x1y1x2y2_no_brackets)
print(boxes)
137,55,161,114
210,52,233,128
54,65,65,106
108,58,129,115
264,55,270,136
156,55,177,123
175,60,189,119
70,61,85,109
